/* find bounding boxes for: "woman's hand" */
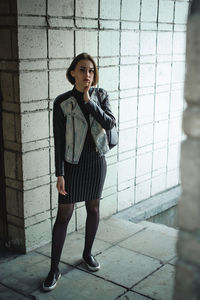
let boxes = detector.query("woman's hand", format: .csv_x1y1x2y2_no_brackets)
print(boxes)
83,85,90,103
56,176,67,196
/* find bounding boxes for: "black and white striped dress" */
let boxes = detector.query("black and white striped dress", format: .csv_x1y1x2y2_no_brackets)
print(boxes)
58,88,107,204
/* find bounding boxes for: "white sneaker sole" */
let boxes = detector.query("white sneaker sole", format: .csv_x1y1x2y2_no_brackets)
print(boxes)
82,257,100,272
42,273,61,292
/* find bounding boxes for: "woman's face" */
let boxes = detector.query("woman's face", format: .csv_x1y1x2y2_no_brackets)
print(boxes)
71,59,95,92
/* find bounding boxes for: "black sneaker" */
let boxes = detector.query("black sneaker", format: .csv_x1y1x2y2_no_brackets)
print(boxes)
42,269,61,291
82,254,100,272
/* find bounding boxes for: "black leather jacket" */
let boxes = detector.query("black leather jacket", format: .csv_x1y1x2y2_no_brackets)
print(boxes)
53,87,116,177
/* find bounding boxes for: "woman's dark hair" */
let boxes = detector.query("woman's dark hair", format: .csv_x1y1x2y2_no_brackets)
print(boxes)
66,53,99,86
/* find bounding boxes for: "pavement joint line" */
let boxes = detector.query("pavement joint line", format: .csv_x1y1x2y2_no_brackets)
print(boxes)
130,262,167,290
113,288,156,300
74,263,130,290
116,243,174,265
0,281,33,299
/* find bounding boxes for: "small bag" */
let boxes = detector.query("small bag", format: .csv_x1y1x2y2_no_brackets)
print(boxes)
106,124,118,149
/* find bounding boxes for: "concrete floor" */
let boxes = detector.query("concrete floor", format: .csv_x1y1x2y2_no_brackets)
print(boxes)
0,216,178,300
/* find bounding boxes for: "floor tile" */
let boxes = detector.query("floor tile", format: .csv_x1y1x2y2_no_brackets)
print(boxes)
80,217,145,245
0,284,28,299
32,268,125,300
117,291,152,300
119,228,177,262
79,245,161,288
133,264,175,300
37,232,112,266
0,252,71,294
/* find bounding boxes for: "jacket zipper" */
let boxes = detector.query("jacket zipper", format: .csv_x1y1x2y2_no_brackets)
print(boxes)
71,104,75,163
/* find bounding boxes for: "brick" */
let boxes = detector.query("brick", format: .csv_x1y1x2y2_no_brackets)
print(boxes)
121,32,139,56
154,120,168,143
76,31,98,57
76,19,97,28
121,0,140,21
104,163,117,189
158,1,174,23
141,0,158,22
157,32,173,54
153,148,167,171
174,2,189,24
120,65,138,89
18,28,47,59
99,67,119,91
172,61,185,84
170,90,184,113
21,111,49,143
17,0,46,15
135,179,151,203
24,185,50,218
166,168,180,189
7,223,25,251
138,94,154,125
100,194,117,219
23,148,49,180
151,173,166,195
173,32,186,55
139,64,155,87
167,143,180,171
49,29,73,58
100,20,120,29
118,158,135,183
169,117,182,142
137,123,153,148
100,0,120,19
76,0,98,18
20,71,48,102
140,32,156,55
0,0,10,14
50,70,72,99
155,92,170,121
2,112,15,141
48,0,74,16
0,29,12,59
156,62,171,85
25,219,51,251
136,151,152,177
119,97,137,124
118,186,134,211
0,72,14,102
119,127,136,153
4,150,16,179
6,187,18,216
99,31,119,57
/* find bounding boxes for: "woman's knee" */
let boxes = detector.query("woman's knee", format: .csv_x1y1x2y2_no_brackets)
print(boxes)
86,200,100,217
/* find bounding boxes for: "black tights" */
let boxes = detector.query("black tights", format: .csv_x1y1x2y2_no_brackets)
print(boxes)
50,199,100,272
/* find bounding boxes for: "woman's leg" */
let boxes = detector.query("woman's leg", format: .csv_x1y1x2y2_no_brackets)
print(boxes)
50,203,74,272
83,199,100,257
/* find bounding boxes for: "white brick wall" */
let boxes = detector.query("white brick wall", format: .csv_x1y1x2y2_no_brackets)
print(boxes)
2,0,187,251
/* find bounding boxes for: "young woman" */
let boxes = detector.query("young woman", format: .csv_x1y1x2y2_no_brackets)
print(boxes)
42,53,116,291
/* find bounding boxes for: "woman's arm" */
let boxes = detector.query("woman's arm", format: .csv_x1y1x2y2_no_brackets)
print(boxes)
53,99,66,177
85,89,116,130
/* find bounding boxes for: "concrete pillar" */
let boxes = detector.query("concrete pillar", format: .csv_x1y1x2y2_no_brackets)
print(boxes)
174,1,200,298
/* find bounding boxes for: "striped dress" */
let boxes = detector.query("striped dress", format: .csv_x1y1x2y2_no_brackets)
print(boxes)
58,88,107,204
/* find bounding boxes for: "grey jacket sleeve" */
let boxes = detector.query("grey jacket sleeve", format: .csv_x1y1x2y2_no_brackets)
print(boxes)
53,99,66,177
85,89,116,130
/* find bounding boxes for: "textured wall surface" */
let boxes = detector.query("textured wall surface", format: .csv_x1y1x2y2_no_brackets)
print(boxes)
174,1,200,298
0,0,189,252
